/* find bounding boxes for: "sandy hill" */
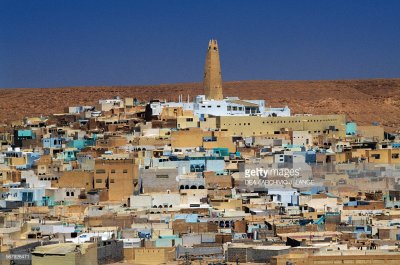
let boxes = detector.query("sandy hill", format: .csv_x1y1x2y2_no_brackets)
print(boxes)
1,79,399,131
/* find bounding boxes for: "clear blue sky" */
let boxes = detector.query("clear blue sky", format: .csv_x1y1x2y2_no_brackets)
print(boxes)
1,0,399,88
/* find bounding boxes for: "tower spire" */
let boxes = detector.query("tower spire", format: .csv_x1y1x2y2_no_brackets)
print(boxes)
203,39,223,100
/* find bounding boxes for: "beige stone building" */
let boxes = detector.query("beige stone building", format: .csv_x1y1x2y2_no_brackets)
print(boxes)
358,125,385,141
271,251,400,265
214,114,346,138
94,156,138,202
171,128,236,152
124,247,176,265
56,171,94,191
366,148,400,164
96,136,127,148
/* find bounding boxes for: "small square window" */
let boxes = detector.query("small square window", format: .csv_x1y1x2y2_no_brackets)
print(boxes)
371,154,380,159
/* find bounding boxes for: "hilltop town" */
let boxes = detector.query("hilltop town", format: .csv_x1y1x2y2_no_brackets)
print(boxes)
1,40,400,265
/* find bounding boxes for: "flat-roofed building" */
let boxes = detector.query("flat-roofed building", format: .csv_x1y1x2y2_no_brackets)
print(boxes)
32,243,97,265
94,155,138,202
214,114,346,138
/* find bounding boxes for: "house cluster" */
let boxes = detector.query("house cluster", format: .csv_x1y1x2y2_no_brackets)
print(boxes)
1,40,400,265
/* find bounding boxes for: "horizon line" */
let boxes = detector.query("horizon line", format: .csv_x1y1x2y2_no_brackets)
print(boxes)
1,77,399,90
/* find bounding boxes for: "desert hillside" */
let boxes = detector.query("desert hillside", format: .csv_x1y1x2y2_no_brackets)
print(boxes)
1,79,399,131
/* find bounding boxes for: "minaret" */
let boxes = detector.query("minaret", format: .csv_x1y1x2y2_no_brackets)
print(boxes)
203,39,223,100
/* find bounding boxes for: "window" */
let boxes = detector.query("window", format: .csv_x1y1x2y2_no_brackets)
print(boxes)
71,192,74,196
156,175,169,178
123,169,128,173
110,179,115,183
96,169,106,174
371,154,381,159
392,154,399,159
96,179,102,183
111,169,116,173
22,192,33,202
186,118,193,122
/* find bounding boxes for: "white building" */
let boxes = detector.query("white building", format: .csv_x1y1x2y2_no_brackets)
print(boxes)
149,95,290,118
97,98,124,112
268,188,299,206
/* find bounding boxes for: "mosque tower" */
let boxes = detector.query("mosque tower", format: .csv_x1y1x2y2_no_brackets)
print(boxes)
203,39,223,100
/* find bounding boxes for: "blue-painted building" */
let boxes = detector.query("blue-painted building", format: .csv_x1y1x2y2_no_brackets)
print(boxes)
56,148,78,162
346,122,357,135
42,137,64,149
213,148,230,157
174,214,199,223
189,157,225,173
13,129,35,147
66,139,96,150
155,236,182,247
5,187,46,206
392,143,400,149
